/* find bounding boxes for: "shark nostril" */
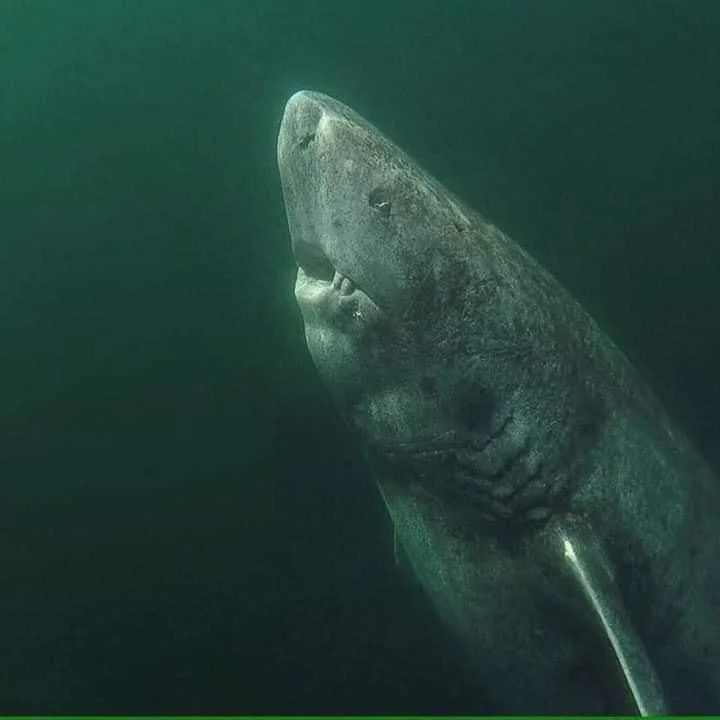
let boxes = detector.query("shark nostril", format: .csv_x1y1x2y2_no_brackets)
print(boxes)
298,131,316,149
294,239,334,281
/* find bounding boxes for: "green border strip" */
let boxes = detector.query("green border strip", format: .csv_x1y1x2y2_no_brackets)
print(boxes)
0,716,700,719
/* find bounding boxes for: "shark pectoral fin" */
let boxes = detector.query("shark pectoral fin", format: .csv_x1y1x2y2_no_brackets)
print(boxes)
558,522,668,716
373,474,403,569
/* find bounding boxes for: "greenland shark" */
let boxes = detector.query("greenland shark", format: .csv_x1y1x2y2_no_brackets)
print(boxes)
277,90,720,714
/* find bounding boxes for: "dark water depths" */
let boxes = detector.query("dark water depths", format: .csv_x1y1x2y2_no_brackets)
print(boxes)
2,0,719,713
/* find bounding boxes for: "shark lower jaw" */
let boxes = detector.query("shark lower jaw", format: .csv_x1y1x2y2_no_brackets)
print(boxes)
292,236,363,297
294,263,387,370
291,233,385,329
294,266,359,315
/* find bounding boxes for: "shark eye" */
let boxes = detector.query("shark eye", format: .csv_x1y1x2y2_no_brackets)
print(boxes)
368,187,392,218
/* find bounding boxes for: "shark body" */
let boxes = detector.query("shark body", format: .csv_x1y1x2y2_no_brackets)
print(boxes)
277,90,720,714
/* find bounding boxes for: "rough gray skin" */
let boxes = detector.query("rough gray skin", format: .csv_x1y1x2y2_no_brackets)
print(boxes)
277,90,720,714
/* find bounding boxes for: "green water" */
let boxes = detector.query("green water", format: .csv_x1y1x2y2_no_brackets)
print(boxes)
1,0,718,713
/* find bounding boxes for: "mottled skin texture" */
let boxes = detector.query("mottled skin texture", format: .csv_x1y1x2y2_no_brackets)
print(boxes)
277,91,720,713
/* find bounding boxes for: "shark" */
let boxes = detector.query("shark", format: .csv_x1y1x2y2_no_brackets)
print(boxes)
276,90,720,714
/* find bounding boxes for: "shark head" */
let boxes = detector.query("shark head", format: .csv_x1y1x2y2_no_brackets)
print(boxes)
278,91,481,438
278,90,601,525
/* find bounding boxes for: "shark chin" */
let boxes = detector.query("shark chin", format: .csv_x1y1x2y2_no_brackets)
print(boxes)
277,89,720,714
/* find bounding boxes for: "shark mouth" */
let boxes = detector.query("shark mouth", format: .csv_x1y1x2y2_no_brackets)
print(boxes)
293,238,356,295
293,235,385,330
293,238,334,282
331,270,356,295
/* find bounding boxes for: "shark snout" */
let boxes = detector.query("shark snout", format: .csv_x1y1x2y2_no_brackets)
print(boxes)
277,90,326,158
277,91,331,271
277,90,390,324
279,91,353,292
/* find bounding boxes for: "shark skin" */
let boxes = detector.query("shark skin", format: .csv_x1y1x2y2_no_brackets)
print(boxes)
277,90,720,714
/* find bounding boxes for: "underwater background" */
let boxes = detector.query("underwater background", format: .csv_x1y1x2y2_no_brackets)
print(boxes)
2,0,719,713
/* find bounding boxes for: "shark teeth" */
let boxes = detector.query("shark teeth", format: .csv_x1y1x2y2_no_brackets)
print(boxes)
332,270,355,295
